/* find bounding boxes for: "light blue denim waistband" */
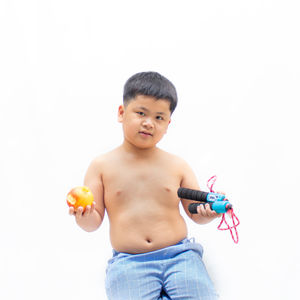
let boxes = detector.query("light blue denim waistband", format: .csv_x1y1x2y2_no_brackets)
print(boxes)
112,237,197,257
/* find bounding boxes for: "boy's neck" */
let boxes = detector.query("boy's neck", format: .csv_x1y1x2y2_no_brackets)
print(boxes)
120,140,159,158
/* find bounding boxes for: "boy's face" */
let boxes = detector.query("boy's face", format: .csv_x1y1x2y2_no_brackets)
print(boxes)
118,95,171,149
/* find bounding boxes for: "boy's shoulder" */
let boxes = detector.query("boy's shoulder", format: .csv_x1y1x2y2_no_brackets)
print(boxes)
158,148,191,169
85,149,118,175
89,148,119,166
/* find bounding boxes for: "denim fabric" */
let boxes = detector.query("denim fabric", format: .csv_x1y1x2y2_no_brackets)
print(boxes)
105,238,219,300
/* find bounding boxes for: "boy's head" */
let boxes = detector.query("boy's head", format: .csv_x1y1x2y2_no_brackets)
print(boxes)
123,72,178,114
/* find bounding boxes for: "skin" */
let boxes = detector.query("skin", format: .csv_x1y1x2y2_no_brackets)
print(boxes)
69,95,222,253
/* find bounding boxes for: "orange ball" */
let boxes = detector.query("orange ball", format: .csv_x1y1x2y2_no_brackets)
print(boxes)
66,186,94,210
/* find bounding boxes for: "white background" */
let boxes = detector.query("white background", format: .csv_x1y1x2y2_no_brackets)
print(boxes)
1,1,299,299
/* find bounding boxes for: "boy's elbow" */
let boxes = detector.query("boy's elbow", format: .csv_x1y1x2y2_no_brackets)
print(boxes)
84,225,100,232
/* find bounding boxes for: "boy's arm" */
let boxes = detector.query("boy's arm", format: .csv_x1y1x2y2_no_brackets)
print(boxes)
179,160,221,225
69,158,105,232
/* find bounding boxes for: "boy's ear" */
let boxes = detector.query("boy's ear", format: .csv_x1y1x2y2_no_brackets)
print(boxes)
163,118,171,135
118,105,125,122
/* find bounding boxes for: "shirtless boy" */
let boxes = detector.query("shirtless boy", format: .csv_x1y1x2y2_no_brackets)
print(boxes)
69,72,220,299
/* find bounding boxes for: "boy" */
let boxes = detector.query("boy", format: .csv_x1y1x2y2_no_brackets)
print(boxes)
69,72,220,299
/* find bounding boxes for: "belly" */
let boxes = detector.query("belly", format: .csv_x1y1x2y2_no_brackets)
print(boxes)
108,209,188,254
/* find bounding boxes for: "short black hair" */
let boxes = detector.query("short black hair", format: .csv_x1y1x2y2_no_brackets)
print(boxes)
123,72,178,114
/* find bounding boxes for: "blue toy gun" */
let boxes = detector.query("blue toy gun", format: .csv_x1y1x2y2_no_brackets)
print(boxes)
177,187,232,214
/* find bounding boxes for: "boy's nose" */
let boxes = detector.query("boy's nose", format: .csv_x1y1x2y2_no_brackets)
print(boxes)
142,118,154,129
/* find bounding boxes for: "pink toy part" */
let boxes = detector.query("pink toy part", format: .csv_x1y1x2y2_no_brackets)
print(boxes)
207,175,240,244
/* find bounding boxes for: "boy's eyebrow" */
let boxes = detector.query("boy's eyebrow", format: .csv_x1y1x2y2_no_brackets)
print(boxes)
137,106,166,115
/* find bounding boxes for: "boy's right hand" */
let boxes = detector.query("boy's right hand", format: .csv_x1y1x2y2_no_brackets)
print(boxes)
69,201,96,221
68,201,103,232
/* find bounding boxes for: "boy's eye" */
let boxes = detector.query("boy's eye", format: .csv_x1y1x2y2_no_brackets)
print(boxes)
156,116,163,120
137,112,145,116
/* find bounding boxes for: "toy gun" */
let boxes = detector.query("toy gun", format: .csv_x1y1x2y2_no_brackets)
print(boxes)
177,188,232,214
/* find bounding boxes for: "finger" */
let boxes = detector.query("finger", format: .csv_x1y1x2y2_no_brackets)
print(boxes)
205,203,211,210
88,202,95,213
197,204,208,217
197,204,220,218
207,210,218,218
205,204,220,217
69,207,75,216
205,204,216,217
75,206,84,219
208,209,222,218
84,205,91,215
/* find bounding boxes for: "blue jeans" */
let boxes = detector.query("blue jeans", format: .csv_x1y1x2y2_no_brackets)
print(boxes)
105,238,219,300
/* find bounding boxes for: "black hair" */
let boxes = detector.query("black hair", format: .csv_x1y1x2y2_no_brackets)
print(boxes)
123,71,178,114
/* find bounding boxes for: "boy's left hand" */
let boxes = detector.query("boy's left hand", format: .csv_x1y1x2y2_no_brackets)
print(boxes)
196,203,222,218
196,190,225,219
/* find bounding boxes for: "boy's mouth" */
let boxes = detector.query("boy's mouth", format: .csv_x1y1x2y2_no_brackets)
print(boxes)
139,131,153,136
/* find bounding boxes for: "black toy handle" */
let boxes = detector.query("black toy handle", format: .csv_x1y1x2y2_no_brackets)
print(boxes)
177,187,208,202
188,203,212,214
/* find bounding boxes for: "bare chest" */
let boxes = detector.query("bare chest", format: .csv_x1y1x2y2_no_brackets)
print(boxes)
102,159,182,207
